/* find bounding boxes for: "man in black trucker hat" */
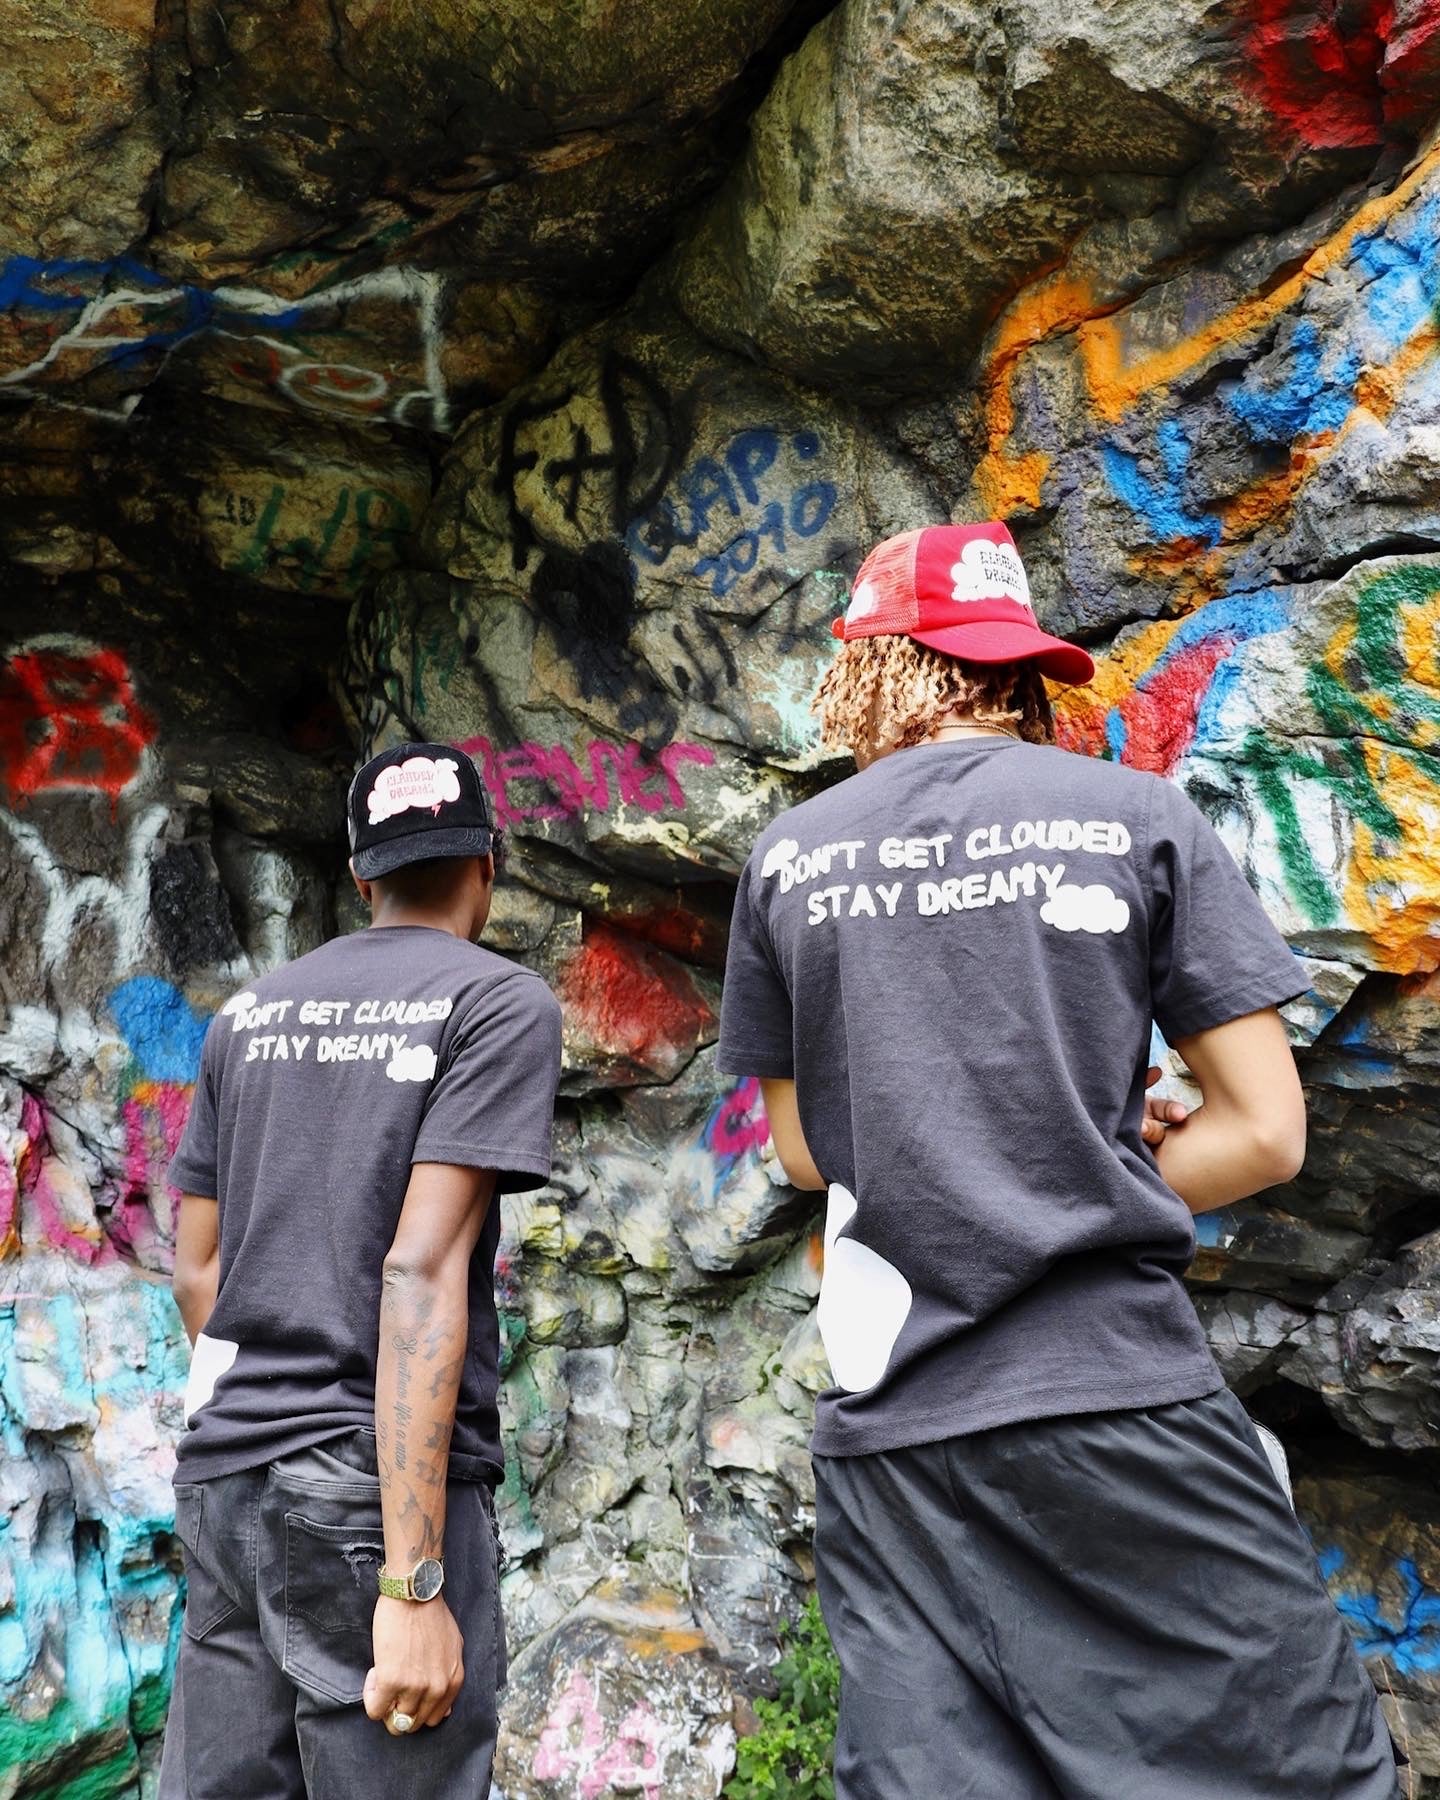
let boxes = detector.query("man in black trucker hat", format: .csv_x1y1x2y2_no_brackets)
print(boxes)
159,743,562,1799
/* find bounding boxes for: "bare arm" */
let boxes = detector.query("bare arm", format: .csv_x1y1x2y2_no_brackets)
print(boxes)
365,1161,496,1736
375,1161,496,1563
759,1079,826,1190
1154,1008,1306,1214
171,1195,219,1346
758,1067,1193,1197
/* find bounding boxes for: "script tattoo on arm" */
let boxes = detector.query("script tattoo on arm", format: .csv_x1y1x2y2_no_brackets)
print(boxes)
376,1277,451,1562
374,1163,496,1572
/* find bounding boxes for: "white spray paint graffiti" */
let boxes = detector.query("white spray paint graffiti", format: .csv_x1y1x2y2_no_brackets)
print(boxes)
0,806,170,985
0,263,451,431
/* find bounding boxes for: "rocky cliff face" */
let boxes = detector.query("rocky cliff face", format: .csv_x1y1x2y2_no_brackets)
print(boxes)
4,2,1440,1794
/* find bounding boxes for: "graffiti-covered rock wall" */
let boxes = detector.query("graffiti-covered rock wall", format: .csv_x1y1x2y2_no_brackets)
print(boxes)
3,1,1440,1793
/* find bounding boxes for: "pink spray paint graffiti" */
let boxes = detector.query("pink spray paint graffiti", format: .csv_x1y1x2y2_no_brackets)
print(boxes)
531,1670,669,1800
0,978,206,1267
2,1094,114,1265
702,1076,771,1182
458,733,714,831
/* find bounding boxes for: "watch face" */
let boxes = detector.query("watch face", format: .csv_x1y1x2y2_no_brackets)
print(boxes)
412,1558,445,1601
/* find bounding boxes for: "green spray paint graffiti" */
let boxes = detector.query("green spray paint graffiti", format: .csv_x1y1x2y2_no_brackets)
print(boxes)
227,484,414,594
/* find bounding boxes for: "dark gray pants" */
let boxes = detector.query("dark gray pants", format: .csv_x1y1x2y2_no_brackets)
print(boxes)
814,1388,1400,1799
158,1431,504,1800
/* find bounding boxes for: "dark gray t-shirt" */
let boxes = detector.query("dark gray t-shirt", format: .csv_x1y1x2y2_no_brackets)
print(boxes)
716,738,1306,1457
170,925,563,1485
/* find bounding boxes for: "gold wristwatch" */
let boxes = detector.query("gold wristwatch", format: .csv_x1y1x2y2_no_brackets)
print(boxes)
376,1557,445,1602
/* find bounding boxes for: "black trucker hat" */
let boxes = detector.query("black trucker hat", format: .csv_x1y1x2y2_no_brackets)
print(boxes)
346,742,497,880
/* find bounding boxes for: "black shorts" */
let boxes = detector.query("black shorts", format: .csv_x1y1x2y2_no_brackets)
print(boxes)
813,1387,1401,1799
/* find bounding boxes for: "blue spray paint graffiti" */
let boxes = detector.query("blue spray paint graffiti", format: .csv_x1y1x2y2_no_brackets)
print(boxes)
1318,1548,1440,1676
0,1282,190,1774
0,253,451,429
1101,418,1223,547
106,977,209,1086
626,427,839,595
1099,190,1440,556
1229,319,1361,444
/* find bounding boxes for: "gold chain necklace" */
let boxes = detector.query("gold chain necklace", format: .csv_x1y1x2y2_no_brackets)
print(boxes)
926,721,1020,743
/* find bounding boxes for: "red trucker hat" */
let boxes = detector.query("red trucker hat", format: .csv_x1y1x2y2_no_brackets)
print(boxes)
832,522,1095,686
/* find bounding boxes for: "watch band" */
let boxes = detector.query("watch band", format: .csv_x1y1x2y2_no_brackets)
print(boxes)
376,1557,444,1602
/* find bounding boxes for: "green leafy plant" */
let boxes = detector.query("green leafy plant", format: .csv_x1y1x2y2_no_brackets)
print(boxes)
726,1597,839,1800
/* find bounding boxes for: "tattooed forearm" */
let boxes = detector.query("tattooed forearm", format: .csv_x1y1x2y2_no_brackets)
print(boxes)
428,1353,465,1401
375,1263,469,1569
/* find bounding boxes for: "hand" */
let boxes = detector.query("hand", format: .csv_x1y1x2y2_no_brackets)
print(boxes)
1143,1064,1190,1148
364,1594,464,1734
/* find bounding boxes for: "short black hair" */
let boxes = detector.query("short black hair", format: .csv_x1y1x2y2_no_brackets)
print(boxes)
368,852,492,905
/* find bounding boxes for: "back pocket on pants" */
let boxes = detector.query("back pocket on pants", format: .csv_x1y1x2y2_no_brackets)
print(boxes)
282,1512,385,1705
174,1482,238,1643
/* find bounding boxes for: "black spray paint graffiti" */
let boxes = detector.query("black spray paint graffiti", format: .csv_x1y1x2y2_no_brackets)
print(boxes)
528,542,677,747
495,351,691,572
495,350,852,750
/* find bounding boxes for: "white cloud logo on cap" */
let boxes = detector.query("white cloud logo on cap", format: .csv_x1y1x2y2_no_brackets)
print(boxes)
386,1043,438,1082
368,756,462,825
1040,882,1131,934
846,577,883,623
950,539,1032,611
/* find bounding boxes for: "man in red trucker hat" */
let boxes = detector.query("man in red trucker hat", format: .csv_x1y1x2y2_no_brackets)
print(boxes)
717,524,1401,1798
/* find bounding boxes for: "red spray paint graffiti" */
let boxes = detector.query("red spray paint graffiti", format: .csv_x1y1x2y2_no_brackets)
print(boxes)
0,643,156,807
1059,635,1239,776
1242,0,1440,148
558,923,716,1068
458,734,714,831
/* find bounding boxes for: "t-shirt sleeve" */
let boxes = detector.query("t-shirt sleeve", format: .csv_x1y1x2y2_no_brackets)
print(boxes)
1147,778,1308,1041
412,971,563,1192
716,852,795,1078
168,1020,222,1198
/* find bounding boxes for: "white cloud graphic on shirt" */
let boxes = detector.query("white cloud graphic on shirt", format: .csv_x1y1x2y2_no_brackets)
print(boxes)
1040,882,1130,934
816,1183,912,1393
221,990,258,1017
949,538,1032,610
386,1043,438,1082
761,837,800,880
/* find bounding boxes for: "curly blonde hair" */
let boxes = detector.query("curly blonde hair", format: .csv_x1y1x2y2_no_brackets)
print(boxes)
813,635,1055,756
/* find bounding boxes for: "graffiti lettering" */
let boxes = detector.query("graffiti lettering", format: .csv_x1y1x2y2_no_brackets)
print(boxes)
0,641,156,808
627,426,838,596
226,482,414,593
458,733,714,830
1058,561,1440,967
974,144,1440,564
